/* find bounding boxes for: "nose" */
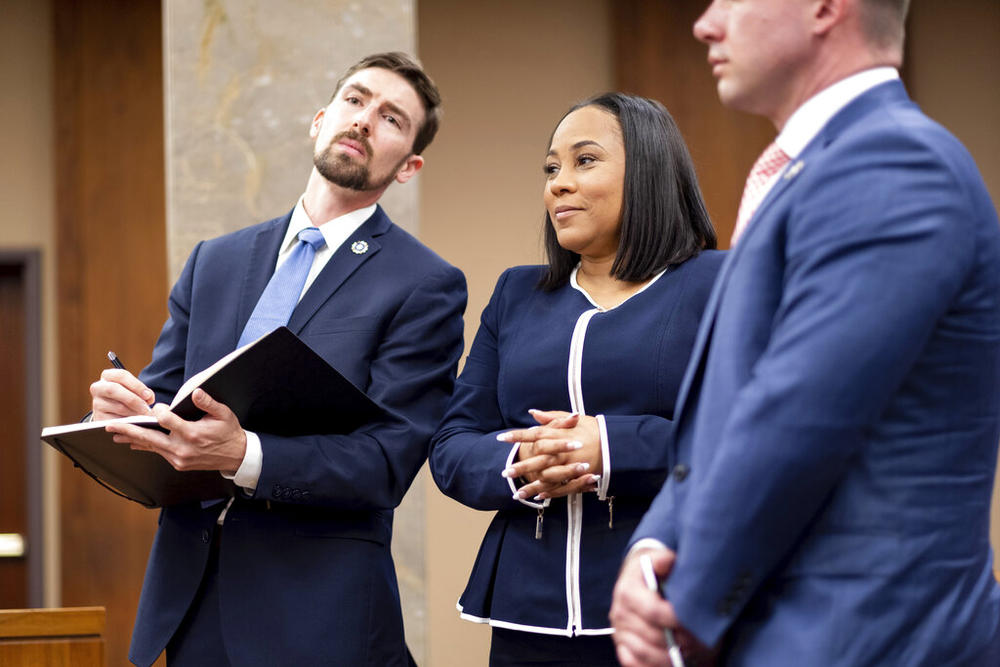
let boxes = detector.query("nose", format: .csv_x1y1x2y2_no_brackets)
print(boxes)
352,105,375,136
548,169,575,196
693,1,722,44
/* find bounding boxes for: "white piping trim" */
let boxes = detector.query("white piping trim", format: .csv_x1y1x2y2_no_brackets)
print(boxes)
456,602,613,636
569,265,669,311
504,441,549,509
567,309,598,415
567,493,583,632
596,414,611,500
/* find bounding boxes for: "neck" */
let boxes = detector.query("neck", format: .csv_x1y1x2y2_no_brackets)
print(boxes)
769,40,901,130
577,253,617,284
301,168,386,224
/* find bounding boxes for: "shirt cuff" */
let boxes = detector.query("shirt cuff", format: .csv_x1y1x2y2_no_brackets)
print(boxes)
504,441,549,510
596,414,611,500
221,429,262,492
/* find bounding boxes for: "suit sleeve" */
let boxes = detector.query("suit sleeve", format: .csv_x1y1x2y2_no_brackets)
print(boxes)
599,414,675,500
665,132,978,645
429,270,548,511
250,264,467,511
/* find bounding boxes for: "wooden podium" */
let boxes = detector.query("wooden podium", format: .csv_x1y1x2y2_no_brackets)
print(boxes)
0,607,105,666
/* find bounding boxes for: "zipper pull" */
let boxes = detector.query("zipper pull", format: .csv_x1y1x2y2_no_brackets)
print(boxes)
608,496,615,529
535,507,544,540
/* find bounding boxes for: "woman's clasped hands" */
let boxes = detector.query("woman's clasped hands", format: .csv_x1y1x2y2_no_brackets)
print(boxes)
499,409,603,500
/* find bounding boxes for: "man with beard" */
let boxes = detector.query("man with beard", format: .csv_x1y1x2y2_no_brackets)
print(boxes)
89,52,467,666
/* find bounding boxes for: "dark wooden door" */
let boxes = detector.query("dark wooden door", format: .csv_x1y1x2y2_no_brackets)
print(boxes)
0,259,32,608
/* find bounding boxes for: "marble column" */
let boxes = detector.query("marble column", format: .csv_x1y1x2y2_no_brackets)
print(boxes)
162,0,426,660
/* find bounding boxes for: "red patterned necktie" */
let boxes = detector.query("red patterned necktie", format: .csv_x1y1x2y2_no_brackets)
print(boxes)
731,141,791,245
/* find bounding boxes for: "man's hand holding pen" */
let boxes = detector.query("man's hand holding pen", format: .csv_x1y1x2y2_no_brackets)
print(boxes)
91,352,247,475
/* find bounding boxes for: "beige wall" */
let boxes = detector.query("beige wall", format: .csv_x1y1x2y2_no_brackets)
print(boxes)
417,0,613,664
0,0,60,608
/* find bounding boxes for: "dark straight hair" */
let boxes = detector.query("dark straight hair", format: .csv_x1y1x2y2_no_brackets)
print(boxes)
539,93,717,291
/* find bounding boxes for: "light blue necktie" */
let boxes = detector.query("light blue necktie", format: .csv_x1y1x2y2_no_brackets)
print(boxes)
237,227,326,347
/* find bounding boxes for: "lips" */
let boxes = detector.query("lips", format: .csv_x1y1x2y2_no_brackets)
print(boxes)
331,131,370,159
553,206,583,221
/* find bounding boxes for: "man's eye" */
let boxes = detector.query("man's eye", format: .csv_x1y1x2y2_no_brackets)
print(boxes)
385,115,400,127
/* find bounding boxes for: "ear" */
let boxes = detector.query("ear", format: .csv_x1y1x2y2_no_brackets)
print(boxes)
394,155,425,184
811,0,846,36
309,108,326,140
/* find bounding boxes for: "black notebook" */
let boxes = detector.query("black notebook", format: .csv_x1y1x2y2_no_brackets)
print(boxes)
42,327,385,508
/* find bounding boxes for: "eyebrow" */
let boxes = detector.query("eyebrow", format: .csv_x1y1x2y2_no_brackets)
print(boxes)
344,82,412,129
547,140,604,157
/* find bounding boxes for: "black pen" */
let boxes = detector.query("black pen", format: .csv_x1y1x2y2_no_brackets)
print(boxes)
107,350,126,370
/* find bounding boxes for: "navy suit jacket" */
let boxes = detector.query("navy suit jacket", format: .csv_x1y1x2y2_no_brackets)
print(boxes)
633,81,1000,665
128,206,466,667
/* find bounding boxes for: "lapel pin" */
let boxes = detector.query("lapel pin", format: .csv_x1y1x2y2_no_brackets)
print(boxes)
784,160,805,180
350,240,369,255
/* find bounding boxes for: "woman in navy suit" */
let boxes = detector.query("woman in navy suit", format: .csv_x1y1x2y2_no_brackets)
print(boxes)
429,93,723,666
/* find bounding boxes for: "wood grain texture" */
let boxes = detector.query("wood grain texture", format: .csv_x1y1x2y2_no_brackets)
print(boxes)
612,0,774,246
0,266,28,608
54,1,167,666
0,607,104,638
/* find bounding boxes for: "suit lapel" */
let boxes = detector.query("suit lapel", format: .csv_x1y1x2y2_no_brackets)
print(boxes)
286,205,391,334
236,213,291,346
672,80,911,432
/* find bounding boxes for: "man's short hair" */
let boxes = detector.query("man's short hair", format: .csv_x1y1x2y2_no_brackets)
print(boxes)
332,52,442,155
859,0,911,51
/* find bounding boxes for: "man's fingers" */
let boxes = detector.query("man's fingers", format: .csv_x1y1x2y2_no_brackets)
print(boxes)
97,369,155,403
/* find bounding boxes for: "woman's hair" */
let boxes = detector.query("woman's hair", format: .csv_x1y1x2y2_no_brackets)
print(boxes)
539,92,717,290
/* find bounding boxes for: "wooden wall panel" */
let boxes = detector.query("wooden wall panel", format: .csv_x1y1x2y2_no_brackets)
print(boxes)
613,0,774,245
54,1,167,666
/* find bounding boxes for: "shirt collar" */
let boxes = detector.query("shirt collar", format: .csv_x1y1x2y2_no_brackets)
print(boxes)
281,198,377,254
776,67,899,159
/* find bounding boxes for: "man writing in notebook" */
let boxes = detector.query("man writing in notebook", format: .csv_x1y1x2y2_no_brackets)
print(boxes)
609,1,1000,665
89,52,466,667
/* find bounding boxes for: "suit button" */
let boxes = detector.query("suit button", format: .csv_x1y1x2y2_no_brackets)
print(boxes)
201,529,211,544
672,464,690,482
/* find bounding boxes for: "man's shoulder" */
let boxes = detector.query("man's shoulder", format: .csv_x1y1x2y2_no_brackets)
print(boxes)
372,210,463,279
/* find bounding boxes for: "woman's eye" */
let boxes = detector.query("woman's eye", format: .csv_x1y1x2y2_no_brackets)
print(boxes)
543,163,559,176
577,154,596,166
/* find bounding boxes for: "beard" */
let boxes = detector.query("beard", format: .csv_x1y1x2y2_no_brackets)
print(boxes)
314,130,403,192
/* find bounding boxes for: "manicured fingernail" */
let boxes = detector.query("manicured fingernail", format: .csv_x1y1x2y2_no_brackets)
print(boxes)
501,468,516,479
576,463,590,473
534,494,546,501
569,412,580,418
568,440,583,450
590,474,601,484
497,432,513,442
513,491,526,500
528,408,541,414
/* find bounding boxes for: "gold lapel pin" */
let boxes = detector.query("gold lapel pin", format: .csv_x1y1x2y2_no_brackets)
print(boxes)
350,240,369,255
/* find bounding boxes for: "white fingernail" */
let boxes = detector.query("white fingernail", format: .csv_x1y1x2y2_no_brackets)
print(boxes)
577,462,590,473
513,491,526,500
568,440,583,450
497,432,512,442
501,468,516,479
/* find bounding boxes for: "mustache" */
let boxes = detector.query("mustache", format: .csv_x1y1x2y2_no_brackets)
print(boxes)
331,129,372,157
